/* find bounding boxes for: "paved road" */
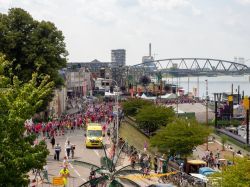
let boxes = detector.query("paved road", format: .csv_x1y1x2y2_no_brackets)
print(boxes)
30,129,175,187
30,129,107,186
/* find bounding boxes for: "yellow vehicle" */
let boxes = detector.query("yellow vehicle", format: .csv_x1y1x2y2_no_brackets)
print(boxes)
85,123,103,148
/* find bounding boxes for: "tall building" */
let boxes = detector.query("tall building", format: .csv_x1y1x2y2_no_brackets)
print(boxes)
67,59,111,79
111,49,126,67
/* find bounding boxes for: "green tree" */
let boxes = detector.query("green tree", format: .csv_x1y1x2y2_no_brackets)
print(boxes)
0,8,68,110
139,75,151,92
135,105,175,135
121,98,153,116
0,55,53,186
150,118,211,157
210,157,250,187
71,144,142,187
164,84,172,93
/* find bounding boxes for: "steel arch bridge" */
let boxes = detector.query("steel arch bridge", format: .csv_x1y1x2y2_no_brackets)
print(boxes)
131,58,250,77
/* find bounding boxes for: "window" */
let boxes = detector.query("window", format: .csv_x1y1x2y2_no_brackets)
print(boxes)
87,130,102,137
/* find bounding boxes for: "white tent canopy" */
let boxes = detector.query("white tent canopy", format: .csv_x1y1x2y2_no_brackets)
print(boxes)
140,93,157,100
161,93,177,99
105,91,120,96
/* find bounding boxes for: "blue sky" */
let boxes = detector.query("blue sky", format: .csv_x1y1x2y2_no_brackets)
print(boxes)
0,0,250,65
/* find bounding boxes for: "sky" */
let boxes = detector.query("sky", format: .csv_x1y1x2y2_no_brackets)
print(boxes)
0,0,250,65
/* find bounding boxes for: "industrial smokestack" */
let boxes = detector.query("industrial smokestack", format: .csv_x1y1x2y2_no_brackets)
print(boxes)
149,43,151,57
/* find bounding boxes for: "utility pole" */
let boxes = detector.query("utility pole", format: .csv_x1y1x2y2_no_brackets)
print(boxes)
197,76,200,99
243,96,249,145
205,80,209,150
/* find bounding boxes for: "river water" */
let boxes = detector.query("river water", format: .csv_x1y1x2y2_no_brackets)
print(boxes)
163,75,250,99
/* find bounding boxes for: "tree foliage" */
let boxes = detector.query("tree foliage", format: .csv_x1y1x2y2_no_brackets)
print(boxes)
139,75,151,86
0,8,68,110
0,55,53,186
121,98,153,116
71,144,142,187
210,157,250,187
164,84,172,93
135,105,175,134
150,118,211,156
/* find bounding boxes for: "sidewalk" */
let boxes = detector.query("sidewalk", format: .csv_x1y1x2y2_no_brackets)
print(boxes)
192,133,248,161
105,141,174,186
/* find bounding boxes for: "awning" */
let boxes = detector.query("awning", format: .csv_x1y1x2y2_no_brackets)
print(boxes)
188,160,206,165
190,173,208,182
199,167,216,176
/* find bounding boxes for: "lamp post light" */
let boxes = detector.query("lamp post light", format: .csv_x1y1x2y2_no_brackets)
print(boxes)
111,80,120,149
214,93,218,128
243,96,250,145
205,80,209,151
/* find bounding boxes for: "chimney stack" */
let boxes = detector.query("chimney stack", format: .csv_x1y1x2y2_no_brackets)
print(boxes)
149,43,151,57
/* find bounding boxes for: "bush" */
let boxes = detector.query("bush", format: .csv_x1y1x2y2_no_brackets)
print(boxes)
121,98,153,116
135,105,175,135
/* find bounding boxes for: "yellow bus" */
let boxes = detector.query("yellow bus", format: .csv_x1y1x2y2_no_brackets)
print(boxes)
85,123,103,148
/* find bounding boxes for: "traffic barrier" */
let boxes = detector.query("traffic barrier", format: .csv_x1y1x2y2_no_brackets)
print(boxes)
119,171,178,180
52,177,64,186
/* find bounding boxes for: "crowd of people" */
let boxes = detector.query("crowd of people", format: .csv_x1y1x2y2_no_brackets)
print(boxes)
26,98,120,186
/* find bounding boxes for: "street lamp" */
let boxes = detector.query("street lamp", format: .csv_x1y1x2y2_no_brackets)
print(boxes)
243,96,250,145
110,80,120,149
205,80,209,151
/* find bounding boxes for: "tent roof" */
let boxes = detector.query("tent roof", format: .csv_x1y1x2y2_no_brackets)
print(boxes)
161,93,177,99
140,93,157,100
199,167,215,176
190,173,208,182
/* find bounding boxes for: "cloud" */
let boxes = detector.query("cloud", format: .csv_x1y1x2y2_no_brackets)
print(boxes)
0,0,11,12
237,0,250,5
116,0,139,7
191,6,201,16
138,0,190,10
0,0,249,64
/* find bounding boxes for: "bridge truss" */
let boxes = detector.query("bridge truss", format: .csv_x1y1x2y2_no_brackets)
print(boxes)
131,58,250,77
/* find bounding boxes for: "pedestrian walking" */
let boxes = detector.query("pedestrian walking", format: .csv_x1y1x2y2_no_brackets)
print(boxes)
59,166,70,187
71,144,76,159
66,141,71,158
144,141,147,152
50,136,55,149
54,143,61,161
154,156,158,173
63,156,69,168
42,164,49,183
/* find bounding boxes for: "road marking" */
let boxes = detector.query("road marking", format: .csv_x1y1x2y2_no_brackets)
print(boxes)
64,136,86,182
94,150,100,157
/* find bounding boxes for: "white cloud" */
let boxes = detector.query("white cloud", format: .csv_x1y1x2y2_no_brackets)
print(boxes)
0,0,249,64
237,0,250,5
191,6,201,16
138,0,190,10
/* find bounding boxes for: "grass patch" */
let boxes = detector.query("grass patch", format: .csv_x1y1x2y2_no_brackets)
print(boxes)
120,122,150,152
